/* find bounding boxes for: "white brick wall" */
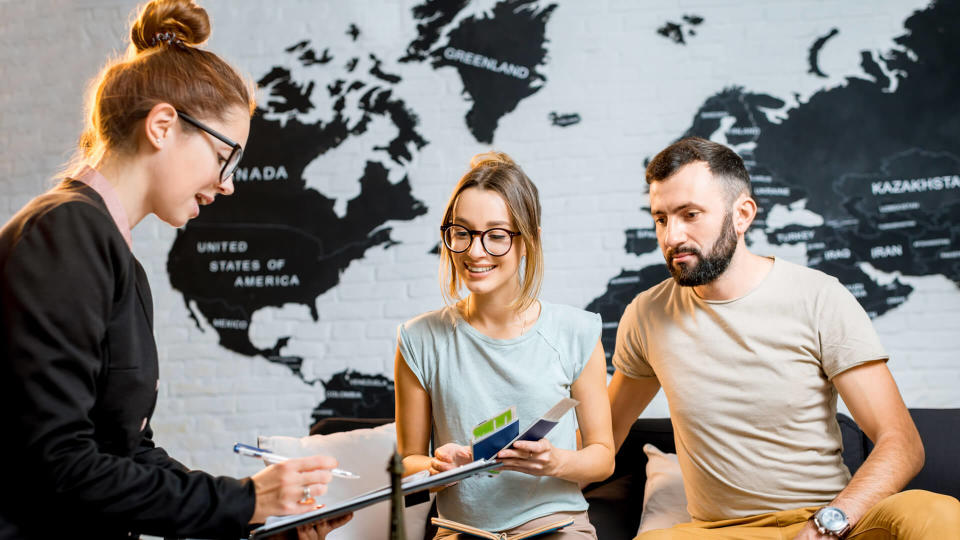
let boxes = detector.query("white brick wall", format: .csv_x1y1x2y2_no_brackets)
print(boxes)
1,0,954,493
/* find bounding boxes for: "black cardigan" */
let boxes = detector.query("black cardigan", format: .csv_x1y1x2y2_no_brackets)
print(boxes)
0,181,255,539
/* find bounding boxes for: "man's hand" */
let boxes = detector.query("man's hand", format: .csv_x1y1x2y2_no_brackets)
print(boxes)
792,519,835,540
496,439,568,477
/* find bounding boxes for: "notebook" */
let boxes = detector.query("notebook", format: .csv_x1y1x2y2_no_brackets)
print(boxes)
431,515,575,539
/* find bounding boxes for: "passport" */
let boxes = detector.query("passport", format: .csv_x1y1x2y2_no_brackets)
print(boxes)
469,398,579,461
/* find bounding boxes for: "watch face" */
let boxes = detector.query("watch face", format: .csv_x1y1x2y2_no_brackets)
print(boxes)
819,507,847,531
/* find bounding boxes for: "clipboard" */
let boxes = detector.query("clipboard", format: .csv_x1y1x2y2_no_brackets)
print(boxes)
248,458,502,539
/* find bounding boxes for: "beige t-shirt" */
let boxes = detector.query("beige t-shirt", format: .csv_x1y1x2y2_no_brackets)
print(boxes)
612,257,888,521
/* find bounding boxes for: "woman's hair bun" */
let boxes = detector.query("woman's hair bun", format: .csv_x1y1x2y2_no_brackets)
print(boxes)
469,151,517,169
130,0,211,53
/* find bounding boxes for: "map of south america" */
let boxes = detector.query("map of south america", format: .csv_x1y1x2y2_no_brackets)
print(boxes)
590,0,960,370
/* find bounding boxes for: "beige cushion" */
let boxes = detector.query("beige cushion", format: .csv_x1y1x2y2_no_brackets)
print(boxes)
637,443,691,533
259,423,432,540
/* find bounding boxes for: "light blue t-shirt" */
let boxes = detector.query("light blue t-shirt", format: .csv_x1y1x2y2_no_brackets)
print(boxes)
397,300,601,531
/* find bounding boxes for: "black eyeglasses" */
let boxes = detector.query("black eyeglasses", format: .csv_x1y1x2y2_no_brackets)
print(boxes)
176,110,243,184
441,224,521,257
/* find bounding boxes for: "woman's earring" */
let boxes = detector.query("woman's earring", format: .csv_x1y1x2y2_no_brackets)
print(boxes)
156,138,161,145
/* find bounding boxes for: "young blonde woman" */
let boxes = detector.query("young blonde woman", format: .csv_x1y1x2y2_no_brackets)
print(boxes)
0,2,348,538
395,152,615,538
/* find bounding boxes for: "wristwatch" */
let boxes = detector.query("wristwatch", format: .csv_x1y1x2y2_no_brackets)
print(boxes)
811,506,852,538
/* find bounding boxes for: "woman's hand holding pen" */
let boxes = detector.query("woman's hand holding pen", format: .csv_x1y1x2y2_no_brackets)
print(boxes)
496,438,566,477
249,455,338,524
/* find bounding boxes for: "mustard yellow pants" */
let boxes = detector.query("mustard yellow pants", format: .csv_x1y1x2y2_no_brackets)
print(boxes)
635,490,960,539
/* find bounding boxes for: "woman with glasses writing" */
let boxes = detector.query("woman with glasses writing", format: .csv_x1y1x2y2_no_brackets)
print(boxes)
394,152,615,538
0,1,348,539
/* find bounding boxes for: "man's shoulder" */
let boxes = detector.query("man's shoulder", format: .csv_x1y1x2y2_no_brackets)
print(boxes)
614,277,679,332
629,276,678,311
772,257,844,293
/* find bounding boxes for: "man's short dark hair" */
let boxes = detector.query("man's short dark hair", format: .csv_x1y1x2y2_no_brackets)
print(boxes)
646,137,751,203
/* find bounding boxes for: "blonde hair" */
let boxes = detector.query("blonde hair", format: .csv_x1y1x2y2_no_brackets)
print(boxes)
64,0,255,177
439,152,544,312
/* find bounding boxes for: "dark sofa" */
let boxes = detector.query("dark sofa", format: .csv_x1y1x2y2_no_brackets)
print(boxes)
583,409,960,539
311,409,958,539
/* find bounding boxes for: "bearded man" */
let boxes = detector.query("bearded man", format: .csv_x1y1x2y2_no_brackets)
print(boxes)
608,137,959,539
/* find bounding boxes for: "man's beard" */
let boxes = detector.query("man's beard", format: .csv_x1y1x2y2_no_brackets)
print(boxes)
665,212,738,287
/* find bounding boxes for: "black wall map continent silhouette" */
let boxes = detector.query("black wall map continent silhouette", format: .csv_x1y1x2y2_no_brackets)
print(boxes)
657,14,704,45
166,36,427,421
591,1,960,371
808,28,840,77
401,0,557,143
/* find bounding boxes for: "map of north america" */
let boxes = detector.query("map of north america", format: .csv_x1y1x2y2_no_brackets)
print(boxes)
167,0,560,423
